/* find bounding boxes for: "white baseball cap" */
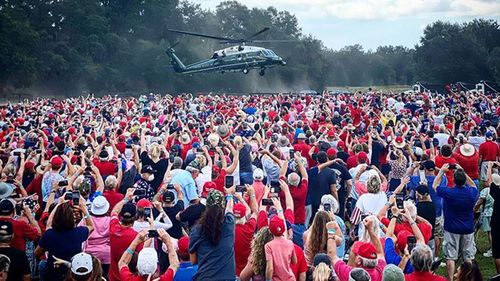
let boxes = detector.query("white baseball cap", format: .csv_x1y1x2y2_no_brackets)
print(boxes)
71,253,93,276
137,248,158,275
253,168,264,180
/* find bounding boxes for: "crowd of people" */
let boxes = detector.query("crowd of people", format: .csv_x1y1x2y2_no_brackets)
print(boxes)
0,90,498,281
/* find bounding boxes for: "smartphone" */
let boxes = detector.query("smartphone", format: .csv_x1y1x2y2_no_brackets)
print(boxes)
225,175,234,189
396,194,404,209
148,230,159,238
407,236,417,252
262,198,273,206
64,192,73,201
324,203,331,212
196,148,203,153
289,149,295,158
36,149,42,154
134,189,146,196
365,165,372,170
270,181,281,194
169,155,175,163
58,180,68,187
167,183,174,189
72,191,80,205
236,185,247,193
13,151,21,156
143,207,152,218
449,164,456,170
85,166,92,172
360,214,369,221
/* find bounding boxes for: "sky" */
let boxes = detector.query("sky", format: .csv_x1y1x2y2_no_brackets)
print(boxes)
189,0,500,50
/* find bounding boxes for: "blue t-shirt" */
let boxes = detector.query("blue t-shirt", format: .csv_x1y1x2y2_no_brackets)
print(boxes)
174,262,199,281
189,213,235,281
437,183,479,234
384,238,414,274
408,175,445,217
39,226,89,267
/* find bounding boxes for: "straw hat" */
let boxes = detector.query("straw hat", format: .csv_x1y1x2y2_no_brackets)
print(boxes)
459,144,475,157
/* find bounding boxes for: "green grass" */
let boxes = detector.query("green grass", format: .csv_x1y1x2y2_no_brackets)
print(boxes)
435,230,497,279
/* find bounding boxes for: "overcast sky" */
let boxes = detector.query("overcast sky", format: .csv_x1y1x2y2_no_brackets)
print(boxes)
189,0,500,50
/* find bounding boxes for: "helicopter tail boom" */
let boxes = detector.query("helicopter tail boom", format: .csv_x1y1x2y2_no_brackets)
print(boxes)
165,48,186,73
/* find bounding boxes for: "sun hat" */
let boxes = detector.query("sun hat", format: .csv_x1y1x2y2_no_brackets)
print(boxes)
253,168,264,180
90,196,110,216
297,133,306,139
137,248,158,275
71,253,93,276
459,144,475,157
180,134,191,144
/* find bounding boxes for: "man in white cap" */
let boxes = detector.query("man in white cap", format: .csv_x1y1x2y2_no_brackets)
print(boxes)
119,228,179,280
251,168,265,203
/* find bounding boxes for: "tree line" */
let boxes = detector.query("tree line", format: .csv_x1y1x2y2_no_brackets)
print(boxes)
1,0,500,95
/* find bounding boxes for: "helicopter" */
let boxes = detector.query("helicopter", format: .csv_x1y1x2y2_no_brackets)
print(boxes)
166,27,288,76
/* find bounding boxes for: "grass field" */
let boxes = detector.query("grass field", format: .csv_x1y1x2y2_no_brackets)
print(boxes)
434,229,497,279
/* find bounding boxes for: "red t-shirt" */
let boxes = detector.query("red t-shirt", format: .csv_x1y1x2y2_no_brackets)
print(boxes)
434,155,457,187
453,152,479,180
213,169,227,193
257,209,294,230
109,216,143,281
119,266,174,281
405,271,447,281
0,217,39,251
93,159,116,177
290,244,308,279
103,190,125,213
479,140,500,161
381,217,433,244
279,177,308,224
346,153,358,170
234,218,257,276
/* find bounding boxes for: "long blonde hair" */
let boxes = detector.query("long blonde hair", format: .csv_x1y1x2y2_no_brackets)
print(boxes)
251,227,274,276
307,211,332,262
312,263,332,281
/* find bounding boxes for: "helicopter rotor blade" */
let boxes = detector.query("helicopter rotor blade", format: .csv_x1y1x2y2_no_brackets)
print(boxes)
245,27,270,41
246,39,297,43
167,29,234,42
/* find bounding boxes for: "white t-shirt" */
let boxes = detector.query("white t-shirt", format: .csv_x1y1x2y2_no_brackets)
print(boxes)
355,192,387,216
195,166,212,196
434,133,450,147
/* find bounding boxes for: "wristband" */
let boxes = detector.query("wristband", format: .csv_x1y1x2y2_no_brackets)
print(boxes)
327,229,336,235
126,248,135,255
85,213,91,220
225,195,233,201
250,194,256,198
123,198,129,203
277,209,283,213
410,221,416,226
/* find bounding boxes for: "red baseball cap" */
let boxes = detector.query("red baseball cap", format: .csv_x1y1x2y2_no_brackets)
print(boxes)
328,130,335,138
357,151,369,163
68,127,76,134
177,236,190,257
327,148,337,157
337,141,346,149
202,181,217,198
50,156,63,167
233,203,247,218
354,242,377,259
24,161,35,170
136,198,152,209
396,230,414,252
269,216,286,236
212,165,220,174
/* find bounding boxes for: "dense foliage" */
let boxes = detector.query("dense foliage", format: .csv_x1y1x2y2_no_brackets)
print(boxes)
1,0,500,94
